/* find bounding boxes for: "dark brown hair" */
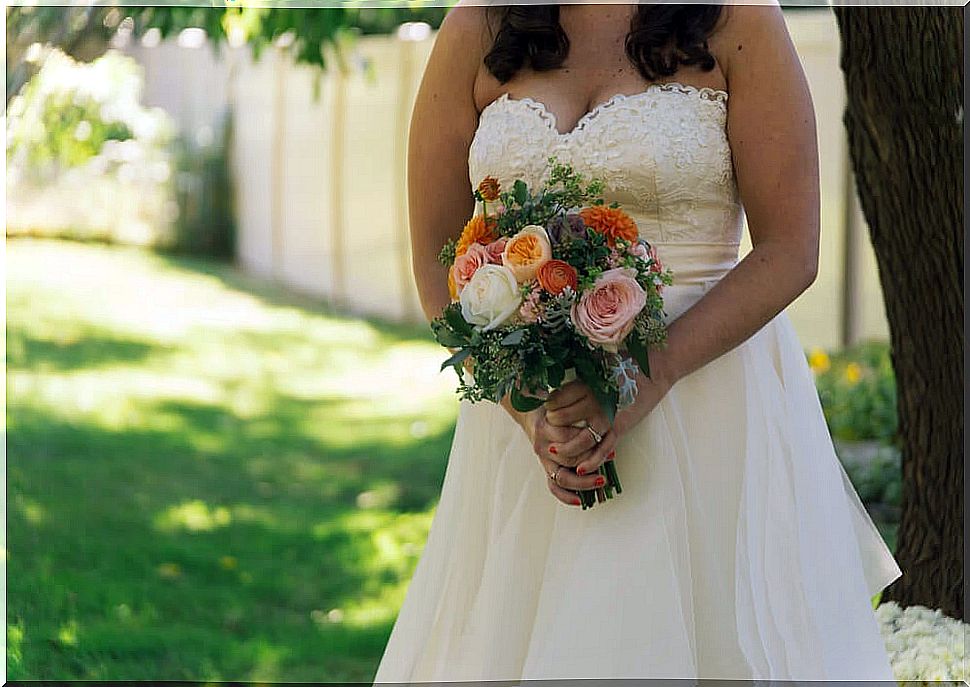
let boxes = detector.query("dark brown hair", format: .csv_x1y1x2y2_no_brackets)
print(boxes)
482,4,724,84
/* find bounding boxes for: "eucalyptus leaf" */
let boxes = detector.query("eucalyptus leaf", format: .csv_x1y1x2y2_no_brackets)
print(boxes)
500,329,526,346
440,347,471,373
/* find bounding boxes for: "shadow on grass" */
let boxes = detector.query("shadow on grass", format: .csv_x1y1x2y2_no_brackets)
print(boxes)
6,323,167,372
8,392,456,680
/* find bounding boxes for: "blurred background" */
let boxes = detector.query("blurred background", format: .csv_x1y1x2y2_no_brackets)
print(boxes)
6,4,905,681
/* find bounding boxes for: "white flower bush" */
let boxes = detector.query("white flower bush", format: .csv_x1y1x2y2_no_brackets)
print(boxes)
875,601,967,684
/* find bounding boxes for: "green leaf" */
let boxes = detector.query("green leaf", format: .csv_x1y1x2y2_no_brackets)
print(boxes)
444,305,473,338
431,325,465,348
500,329,526,346
513,179,528,206
440,347,471,373
547,362,565,388
627,335,651,379
592,386,618,426
510,385,545,412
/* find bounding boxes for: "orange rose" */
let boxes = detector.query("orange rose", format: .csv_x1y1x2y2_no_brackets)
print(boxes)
537,259,578,295
501,225,552,283
456,214,498,257
579,205,639,247
477,176,501,202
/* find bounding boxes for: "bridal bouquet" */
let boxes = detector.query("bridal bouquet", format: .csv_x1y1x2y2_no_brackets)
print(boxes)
432,156,674,509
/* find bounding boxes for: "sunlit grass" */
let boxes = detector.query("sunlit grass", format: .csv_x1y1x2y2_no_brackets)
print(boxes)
6,237,459,681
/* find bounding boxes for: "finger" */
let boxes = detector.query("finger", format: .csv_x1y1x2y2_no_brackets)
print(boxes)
574,429,618,476
548,424,599,461
546,401,610,434
539,458,583,506
549,462,608,492
544,380,590,411
533,417,583,458
548,480,583,507
545,397,600,427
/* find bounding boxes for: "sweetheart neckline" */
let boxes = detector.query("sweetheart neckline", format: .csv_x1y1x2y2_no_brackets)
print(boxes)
476,81,729,140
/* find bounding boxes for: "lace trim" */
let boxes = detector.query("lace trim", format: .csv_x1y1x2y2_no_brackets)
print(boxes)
484,81,728,139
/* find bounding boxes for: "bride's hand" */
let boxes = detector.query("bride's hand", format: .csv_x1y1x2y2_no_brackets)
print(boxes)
542,380,617,477
519,406,610,507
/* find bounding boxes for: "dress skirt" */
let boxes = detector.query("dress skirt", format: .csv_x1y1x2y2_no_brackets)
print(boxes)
373,242,903,683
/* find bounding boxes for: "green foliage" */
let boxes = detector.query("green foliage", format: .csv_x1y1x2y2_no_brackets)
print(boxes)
844,451,902,507
490,155,606,236
437,237,457,267
6,5,453,103
6,48,172,183
166,110,237,259
811,340,898,443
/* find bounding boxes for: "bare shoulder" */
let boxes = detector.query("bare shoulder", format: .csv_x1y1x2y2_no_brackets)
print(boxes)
435,0,492,60
707,1,795,84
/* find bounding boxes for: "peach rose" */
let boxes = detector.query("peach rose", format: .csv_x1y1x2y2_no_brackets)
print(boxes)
502,224,552,283
484,237,508,264
537,259,578,295
452,242,490,293
571,267,646,352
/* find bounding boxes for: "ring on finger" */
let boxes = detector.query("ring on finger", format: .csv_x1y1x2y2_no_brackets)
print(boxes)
547,464,563,484
585,424,603,444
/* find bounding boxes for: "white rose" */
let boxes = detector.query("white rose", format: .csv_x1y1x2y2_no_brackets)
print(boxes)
459,264,522,331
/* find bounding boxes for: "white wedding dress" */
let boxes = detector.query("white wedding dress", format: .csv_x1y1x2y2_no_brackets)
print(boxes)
373,81,902,682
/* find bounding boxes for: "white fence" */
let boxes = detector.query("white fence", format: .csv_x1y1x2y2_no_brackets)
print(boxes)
125,9,889,351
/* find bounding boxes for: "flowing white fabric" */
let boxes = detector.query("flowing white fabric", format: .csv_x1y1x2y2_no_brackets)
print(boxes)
373,82,902,682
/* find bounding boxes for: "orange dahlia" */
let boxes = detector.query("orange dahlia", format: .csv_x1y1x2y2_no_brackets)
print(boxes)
477,176,501,202
579,205,639,247
456,214,498,257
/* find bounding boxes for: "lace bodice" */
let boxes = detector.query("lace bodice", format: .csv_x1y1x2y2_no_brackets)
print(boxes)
468,81,744,246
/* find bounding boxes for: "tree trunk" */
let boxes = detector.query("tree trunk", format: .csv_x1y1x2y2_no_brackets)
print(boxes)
832,6,963,620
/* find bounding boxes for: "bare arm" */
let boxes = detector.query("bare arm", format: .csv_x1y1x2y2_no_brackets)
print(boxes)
646,2,820,391
407,4,485,322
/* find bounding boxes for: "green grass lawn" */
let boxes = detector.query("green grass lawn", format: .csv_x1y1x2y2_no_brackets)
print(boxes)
5,237,897,680
6,237,460,681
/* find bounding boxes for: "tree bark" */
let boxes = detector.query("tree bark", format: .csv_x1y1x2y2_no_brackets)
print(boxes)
832,6,963,620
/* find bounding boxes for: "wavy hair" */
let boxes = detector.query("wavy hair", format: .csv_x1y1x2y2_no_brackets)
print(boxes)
482,4,724,84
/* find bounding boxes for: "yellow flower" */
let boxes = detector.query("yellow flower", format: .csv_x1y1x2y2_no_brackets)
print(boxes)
844,362,863,385
219,555,238,570
808,347,831,374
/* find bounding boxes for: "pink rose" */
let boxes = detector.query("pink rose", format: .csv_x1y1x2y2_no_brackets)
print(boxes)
452,242,490,293
484,237,508,264
571,267,646,352
628,241,650,261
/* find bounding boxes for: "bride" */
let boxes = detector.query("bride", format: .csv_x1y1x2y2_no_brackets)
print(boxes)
374,1,902,681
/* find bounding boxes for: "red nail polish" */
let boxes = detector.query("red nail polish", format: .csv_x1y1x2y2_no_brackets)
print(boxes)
607,450,615,461
576,467,585,476
594,476,605,487
572,497,581,506
549,445,558,455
